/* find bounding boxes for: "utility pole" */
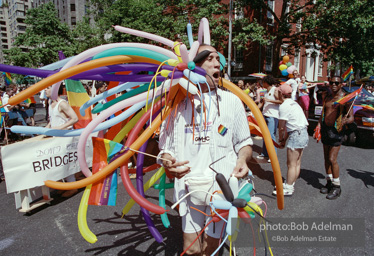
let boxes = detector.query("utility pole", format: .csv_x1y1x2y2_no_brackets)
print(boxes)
228,0,233,79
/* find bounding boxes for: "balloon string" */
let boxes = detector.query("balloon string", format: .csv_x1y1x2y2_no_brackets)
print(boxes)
123,146,172,164
146,60,168,112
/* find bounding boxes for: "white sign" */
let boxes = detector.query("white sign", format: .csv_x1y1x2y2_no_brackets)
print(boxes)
1,135,95,194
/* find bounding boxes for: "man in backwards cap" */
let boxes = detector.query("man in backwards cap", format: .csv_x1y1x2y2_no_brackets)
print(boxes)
158,44,253,255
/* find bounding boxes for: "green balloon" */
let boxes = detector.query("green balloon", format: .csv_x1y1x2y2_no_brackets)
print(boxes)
93,47,169,63
286,62,292,67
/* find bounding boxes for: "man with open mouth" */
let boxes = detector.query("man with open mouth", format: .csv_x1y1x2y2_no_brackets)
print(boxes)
157,44,253,255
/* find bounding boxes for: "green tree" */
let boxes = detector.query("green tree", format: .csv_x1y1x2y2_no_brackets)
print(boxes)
87,0,231,50
303,0,374,76
4,2,76,67
243,0,374,77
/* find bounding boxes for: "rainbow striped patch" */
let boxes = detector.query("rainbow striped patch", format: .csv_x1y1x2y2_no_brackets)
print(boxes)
218,124,227,136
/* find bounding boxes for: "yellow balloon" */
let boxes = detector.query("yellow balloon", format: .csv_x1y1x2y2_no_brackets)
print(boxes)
279,64,287,71
77,184,98,244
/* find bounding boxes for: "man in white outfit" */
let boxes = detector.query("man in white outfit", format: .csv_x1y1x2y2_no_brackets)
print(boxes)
158,45,253,255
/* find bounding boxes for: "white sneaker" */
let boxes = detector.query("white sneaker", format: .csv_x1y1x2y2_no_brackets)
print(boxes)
267,159,271,163
272,183,294,197
256,154,265,160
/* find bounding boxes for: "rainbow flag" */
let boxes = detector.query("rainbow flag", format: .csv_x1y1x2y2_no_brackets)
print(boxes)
259,89,267,99
24,96,36,104
342,65,354,81
88,138,125,206
333,86,362,105
65,79,92,129
218,124,228,136
3,72,12,85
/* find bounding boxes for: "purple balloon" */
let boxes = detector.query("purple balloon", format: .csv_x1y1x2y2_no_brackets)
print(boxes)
136,110,163,243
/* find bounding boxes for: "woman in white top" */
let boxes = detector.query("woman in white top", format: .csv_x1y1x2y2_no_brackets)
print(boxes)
257,75,282,162
274,83,309,197
45,86,79,197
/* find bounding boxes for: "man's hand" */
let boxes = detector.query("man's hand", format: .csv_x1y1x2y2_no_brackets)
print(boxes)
232,158,250,178
161,153,190,179
313,123,321,142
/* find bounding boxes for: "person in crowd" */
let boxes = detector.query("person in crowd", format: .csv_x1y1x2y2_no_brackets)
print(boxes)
298,75,317,118
158,44,253,255
273,83,309,196
256,75,282,163
286,70,300,101
313,76,354,200
254,78,265,105
45,85,79,198
237,79,245,90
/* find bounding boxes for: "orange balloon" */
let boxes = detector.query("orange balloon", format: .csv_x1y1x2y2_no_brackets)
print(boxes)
221,78,284,210
282,55,289,63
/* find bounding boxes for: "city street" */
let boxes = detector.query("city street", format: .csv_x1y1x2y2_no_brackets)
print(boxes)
0,103,373,256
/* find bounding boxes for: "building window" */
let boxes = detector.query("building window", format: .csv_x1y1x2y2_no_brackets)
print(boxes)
71,4,76,12
318,54,323,77
294,50,300,70
71,17,76,26
281,44,288,56
233,47,243,71
235,7,244,20
267,0,274,25
265,44,273,72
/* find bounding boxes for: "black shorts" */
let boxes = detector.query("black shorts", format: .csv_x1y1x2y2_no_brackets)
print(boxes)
321,122,344,146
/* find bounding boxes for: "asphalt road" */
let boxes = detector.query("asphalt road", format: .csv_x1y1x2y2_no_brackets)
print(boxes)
0,103,373,256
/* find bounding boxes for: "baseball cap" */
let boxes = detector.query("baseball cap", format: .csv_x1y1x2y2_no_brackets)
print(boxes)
278,83,292,95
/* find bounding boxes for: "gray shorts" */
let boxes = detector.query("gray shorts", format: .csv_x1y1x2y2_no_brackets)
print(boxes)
287,127,309,150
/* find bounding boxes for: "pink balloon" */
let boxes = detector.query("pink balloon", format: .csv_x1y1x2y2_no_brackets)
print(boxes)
287,65,296,74
114,25,174,48
188,41,200,62
198,18,211,45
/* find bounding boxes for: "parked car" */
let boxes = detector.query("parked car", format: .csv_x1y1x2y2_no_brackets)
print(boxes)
308,85,374,145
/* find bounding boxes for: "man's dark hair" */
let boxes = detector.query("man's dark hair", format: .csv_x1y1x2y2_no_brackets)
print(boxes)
95,81,106,90
263,75,276,85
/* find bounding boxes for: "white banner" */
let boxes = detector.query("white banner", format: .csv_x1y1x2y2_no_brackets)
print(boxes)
1,135,95,194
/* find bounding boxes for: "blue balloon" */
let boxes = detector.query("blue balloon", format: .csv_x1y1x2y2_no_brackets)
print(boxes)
212,200,232,210
11,100,146,136
187,22,194,48
281,69,289,76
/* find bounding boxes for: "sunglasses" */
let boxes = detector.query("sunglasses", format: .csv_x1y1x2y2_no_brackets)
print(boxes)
329,81,340,86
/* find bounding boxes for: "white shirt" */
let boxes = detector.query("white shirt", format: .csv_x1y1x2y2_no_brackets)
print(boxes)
49,99,71,129
279,98,308,132
158,89,253,216
262,86,279,118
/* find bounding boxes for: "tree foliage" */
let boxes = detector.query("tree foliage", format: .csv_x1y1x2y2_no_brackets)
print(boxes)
5,0,373,77
243,0,374,76
4,2,76,67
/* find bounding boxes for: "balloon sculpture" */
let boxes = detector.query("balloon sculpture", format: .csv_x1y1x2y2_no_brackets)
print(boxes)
2,18,283,251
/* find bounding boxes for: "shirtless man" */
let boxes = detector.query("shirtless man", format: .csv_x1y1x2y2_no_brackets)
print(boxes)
314,76,354,200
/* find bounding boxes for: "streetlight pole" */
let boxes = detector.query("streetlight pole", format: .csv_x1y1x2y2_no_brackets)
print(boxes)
228,0,233,79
